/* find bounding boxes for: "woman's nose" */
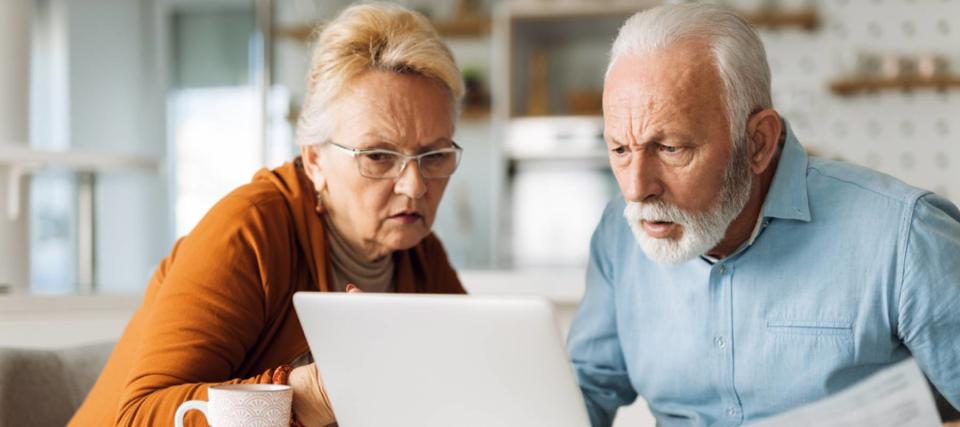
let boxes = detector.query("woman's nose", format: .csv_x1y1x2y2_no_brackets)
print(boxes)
394,159,427,199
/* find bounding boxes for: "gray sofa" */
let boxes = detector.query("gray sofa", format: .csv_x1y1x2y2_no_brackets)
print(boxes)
0,342,113,427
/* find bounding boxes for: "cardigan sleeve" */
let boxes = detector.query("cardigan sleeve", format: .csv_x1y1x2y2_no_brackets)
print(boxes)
115,194,291,426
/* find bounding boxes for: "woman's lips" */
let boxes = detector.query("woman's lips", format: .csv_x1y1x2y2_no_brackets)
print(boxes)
388,213,422,225
641,220,677,239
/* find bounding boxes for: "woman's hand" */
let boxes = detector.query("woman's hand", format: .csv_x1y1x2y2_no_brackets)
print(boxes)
288,284,362,424
287,284,361,425
288,363,336,426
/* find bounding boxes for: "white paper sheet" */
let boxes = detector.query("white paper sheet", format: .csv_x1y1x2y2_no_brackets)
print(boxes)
749,359,942,427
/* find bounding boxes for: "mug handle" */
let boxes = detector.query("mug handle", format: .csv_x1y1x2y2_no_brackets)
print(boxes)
174,400,209,427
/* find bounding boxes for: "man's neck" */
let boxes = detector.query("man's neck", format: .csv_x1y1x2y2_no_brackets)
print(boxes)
706,151,781,260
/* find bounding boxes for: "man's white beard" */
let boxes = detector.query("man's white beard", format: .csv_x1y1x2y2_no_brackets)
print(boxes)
623,138,753,265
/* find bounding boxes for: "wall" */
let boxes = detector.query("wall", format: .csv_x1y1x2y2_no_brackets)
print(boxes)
16,0,172,293
65,0,170,291
0,0,32,291
745,0,960,203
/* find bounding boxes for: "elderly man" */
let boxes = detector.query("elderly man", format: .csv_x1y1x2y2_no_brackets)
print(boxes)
567,4,960,427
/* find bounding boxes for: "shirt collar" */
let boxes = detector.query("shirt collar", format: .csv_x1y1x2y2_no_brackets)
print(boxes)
701,210,766,264
698,120,809,265
760,119,812,223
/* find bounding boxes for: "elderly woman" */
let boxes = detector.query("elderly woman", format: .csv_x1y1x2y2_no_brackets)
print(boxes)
70,4,465,426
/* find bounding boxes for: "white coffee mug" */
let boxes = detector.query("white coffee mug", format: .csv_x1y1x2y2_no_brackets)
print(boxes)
174,383,292,427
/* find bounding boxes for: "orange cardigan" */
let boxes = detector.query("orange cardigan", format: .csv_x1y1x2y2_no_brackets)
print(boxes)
69,161,465,426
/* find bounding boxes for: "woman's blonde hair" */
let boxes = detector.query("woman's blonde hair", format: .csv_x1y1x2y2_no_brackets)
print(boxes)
296,3,464,146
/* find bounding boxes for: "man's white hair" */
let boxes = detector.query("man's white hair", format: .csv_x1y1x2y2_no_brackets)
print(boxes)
608,3,772,145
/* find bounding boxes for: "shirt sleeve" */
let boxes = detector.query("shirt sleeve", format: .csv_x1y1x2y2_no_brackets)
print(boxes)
567,201,638,427
897,193,960,409
115,195,289,426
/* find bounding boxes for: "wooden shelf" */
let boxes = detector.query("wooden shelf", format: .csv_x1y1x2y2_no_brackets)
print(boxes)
285,106,490,124
506,149,608,162
461,105,491,121
433,16,491,37
275,8,816,42
743,9,819,30
507,153,611,171
276,16,491,43
829,75,960,96
506,4,817,31
507,1,656,19
275,25,314,42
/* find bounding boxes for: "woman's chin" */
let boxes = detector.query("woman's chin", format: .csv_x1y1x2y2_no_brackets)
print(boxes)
380,228,430,252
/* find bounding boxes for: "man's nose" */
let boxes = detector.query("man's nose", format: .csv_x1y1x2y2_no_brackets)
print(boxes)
622,153,663,202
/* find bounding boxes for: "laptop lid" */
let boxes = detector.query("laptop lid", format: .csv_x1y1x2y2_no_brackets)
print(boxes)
293,292,590,427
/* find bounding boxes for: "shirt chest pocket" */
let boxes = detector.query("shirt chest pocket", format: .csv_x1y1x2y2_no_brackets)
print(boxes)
766,319,853,337
762,318,855,375
753,318,857,411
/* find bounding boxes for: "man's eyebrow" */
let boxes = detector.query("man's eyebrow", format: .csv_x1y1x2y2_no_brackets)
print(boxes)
609,130,666,147
663,131,695,143
632,131,697,147
604,133,628,145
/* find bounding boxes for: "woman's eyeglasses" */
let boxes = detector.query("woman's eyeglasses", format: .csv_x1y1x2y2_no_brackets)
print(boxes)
326,141,463,179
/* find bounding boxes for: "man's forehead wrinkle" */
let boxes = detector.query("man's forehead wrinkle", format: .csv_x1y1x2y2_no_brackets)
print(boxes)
605,43,722,146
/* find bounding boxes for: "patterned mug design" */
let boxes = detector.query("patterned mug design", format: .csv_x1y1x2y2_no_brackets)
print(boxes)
175,384,292,427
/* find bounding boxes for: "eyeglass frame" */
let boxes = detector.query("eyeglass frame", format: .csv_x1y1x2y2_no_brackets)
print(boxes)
324,140,464,179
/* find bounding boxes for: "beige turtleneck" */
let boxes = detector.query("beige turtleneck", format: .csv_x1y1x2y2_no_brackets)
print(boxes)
288,215,397,368
322,215,395,293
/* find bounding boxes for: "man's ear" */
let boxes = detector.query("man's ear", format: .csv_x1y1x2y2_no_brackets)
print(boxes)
745,109,782,175
300,144,327,193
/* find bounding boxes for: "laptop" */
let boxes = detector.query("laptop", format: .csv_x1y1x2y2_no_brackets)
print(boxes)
293,292,591,427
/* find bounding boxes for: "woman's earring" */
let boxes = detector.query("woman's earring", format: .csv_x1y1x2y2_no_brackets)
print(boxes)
315,192,325,214
311,169,326,214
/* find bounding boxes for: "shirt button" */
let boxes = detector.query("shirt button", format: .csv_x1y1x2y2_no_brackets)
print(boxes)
718,265,726,274
715,336,726,349
727,407,737,417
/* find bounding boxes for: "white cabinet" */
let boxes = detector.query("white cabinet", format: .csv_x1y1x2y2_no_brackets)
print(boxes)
491,2,656,268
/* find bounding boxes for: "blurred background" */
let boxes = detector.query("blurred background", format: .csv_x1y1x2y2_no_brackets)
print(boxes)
1,1,958,424
2,0,959,297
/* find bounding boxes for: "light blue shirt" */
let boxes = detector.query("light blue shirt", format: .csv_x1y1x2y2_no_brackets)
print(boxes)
567,125,960,427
